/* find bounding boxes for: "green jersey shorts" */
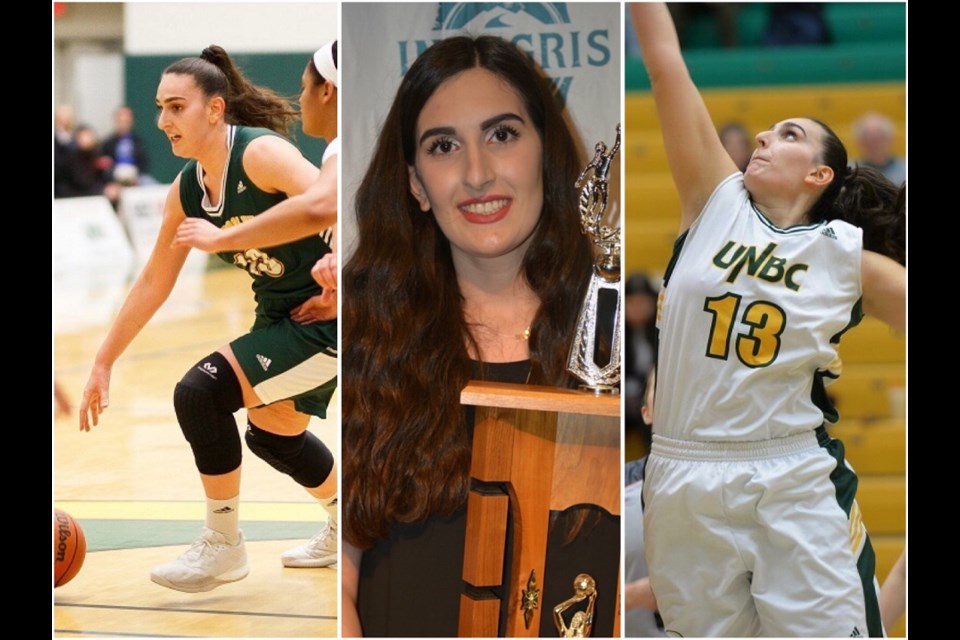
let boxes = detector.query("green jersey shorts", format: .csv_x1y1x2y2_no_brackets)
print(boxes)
231,310,337,419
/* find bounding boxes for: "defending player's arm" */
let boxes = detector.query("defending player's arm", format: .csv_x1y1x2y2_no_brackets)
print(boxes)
861,250,906,333
630,3,738,233
80,177,192,431
244,135,337,323
342,541,363,637
290,247,338,324
173,143,336,252
879,550,906,631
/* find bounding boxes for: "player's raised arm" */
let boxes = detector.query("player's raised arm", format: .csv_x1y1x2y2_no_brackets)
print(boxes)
630,3,738,233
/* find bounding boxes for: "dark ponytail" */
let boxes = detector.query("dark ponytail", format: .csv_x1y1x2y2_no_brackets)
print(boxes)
808,118,905,265
164,45,297,135
834,165,905,265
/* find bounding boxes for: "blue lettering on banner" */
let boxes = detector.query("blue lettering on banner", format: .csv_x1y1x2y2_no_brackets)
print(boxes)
432,3,571,30
395,1,611,104
586,30,610,66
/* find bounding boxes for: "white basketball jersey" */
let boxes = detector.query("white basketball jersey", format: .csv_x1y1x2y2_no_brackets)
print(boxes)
656,173,863,441
322,136,339,165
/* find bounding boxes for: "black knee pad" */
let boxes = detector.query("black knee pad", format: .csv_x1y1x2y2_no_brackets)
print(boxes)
245,421,334,488
173,352,244,475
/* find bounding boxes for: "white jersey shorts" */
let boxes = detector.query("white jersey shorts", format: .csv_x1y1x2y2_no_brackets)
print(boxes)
643,428,883,637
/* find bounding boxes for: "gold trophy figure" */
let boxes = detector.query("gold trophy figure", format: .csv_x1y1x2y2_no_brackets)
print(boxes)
552,573,597,637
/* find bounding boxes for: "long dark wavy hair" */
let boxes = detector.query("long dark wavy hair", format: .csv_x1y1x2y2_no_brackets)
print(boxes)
342,36,595,549
164,45,298,135
807,118,906,265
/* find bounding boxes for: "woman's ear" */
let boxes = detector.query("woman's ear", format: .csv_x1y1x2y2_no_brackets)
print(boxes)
408,165,431,212
806,164,835,188
207,95,226,123
321,81,337,105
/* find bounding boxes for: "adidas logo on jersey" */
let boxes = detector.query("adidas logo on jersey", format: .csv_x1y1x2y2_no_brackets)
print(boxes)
237,180,247,194
257,354,272,371
821,227,838,240
850,626,862,637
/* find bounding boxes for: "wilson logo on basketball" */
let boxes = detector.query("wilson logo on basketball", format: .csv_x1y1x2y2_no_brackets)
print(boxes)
56,511,73,562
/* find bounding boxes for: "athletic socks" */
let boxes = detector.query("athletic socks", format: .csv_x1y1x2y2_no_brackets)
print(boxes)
207,495,240,545
320,493,338,526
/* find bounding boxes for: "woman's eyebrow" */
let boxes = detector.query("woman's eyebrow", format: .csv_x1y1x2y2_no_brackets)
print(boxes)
419,126,455,145
771,121,806,136
481,112,524,130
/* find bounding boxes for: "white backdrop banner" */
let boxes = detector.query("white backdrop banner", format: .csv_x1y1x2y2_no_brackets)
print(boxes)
341,2,621,256
53,196,136,332
117,184,208,272
53,196,135,279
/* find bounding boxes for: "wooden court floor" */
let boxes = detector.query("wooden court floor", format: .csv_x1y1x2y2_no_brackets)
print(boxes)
54,265,339,637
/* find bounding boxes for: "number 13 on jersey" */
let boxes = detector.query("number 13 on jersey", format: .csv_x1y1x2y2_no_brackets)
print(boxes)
704,293,786,368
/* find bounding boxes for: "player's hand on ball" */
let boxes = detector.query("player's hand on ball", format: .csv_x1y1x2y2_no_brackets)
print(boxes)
79,364,112,431
291,292,337,324
172,218,225,253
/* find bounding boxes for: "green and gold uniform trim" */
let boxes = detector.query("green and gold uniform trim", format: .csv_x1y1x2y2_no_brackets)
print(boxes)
752,204,826,235
816,427,884,637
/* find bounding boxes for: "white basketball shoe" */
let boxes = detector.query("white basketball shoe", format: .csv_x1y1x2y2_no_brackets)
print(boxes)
150,527,249,592
281,519,337,568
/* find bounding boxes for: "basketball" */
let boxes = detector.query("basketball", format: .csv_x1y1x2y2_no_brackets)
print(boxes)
54,509,87,587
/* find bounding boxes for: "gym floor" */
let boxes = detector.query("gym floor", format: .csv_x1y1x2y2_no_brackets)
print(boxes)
54,265,338,637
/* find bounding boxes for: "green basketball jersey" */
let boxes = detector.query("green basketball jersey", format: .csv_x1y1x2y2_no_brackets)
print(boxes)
179,126,330,321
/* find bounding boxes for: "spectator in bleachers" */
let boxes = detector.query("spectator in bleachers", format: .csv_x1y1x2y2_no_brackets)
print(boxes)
57,124,121,204
719,122,753,173
762,3,831,46
54,104,74,155
101,106,154,186
625,273,658,452
853,112,905,186
54,104,75,198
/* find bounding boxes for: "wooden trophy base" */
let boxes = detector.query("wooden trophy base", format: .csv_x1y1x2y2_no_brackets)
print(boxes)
458,382,620,637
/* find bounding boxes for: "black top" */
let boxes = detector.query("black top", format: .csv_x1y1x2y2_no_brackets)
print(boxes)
357,361,620,637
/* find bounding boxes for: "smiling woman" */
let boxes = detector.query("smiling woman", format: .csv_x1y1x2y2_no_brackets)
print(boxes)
340,35,617,637
409,68,544,270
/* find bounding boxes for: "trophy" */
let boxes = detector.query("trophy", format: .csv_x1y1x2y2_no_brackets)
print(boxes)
553,573,597,637
567,125,622,393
